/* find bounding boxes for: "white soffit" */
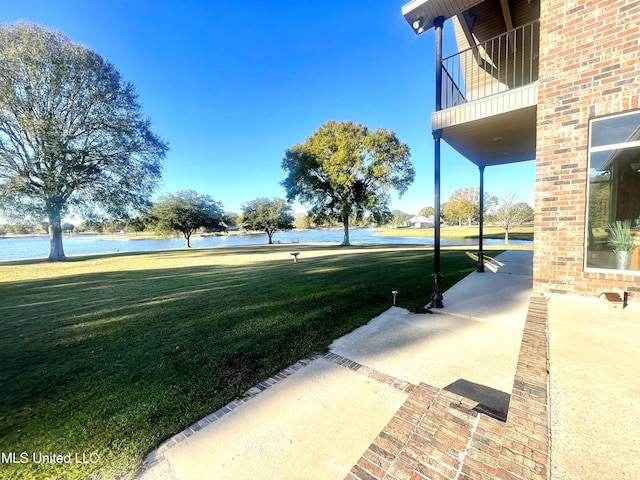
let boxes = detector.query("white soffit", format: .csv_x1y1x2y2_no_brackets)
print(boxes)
402,0,485,33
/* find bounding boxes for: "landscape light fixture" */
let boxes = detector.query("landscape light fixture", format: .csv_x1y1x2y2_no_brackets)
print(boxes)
392,290,398,305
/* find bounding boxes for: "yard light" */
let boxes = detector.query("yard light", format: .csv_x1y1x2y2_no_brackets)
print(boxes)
413,17,425,34
392,290,398,305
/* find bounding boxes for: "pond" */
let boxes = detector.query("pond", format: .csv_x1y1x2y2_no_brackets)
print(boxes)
0,228,532,262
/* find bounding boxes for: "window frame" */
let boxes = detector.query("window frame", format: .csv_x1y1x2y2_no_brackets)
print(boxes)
584,109,640,275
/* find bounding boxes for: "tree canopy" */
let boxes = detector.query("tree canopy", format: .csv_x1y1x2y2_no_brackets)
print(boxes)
0,22,168,260
418,206,435,218
146,190,224,247
281,120,413,245
389,209,412,228
239,197,294,244
443,187,496,226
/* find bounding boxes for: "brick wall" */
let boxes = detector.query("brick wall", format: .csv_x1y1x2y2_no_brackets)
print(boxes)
534,0,640,301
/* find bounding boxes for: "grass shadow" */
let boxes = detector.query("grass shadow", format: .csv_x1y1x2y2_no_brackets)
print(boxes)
0,246,496,479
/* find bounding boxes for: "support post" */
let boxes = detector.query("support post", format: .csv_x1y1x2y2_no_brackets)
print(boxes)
477,165,485,272
427,15,446,310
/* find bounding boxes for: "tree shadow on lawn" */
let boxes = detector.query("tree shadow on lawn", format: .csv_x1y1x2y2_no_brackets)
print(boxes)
0,247,482,479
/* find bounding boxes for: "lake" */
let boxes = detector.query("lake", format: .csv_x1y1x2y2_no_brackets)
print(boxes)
0,228,531,262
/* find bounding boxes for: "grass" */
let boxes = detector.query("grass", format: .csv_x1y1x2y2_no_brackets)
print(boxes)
0,244,503,479
377,225,534,241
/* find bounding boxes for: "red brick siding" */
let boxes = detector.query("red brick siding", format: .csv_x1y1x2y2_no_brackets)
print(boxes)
535,0,640,301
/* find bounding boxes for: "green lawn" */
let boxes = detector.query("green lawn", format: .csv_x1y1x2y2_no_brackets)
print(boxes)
377,225,534,241
0,244,500,479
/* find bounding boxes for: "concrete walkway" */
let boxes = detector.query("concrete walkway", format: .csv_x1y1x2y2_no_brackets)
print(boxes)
137,250,535,480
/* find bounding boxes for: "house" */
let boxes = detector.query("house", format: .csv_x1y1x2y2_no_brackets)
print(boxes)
402,0,640,302
408,215,434,228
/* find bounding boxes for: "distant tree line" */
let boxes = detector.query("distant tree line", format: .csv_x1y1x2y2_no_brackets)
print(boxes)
3,22,534,255
384,188,534,243
3,186,533,246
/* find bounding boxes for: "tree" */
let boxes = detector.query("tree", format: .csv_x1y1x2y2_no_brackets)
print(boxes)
588,172,611,229
492,193,534,243
126,217,146,234
418,206,435,218
389,209,412,228
442,187,496,226
0,23,168,261
239,197,294,244
443,189,476,226
294,213,313,230
221,211,239,230
281,120,414,246
146,190,224,247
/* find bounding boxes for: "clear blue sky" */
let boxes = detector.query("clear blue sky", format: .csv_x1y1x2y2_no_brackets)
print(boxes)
1,0,535,215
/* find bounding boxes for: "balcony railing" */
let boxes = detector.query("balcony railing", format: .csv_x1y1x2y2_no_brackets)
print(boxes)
441,20,540,110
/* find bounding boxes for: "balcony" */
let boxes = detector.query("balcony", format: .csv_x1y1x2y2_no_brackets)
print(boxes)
442,20,539,109
433,20,540,167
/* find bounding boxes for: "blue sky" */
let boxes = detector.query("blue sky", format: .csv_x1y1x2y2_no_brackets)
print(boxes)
1,0,535,215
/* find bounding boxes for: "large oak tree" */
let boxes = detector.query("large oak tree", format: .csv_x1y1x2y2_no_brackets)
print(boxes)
281,120,414,246
0,23,168,260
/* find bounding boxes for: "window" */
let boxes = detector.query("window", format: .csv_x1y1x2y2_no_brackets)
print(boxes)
586,111,640,272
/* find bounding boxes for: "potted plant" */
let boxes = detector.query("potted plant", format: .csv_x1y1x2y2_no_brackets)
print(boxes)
607,220,636,270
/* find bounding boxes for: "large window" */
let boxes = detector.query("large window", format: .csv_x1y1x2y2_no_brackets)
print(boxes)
586,110,640,272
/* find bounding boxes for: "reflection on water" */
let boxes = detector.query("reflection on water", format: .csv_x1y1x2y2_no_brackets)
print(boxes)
0,228,532,261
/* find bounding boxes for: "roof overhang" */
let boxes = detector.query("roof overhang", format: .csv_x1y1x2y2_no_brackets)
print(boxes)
402,0,485,34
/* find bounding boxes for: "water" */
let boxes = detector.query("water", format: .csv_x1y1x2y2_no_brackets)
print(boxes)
0,228,531,261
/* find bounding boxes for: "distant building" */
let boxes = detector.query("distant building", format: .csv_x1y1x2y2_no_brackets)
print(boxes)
408,215,444,228
408,215,432,228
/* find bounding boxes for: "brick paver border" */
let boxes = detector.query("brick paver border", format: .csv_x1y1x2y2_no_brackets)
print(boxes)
346,296,550,480
136,351,418,480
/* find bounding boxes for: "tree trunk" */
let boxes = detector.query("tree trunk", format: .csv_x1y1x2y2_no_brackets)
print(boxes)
342,214,351,246
504,228,510,244
48,206,66,261
267,229,274,244
184,233,191,248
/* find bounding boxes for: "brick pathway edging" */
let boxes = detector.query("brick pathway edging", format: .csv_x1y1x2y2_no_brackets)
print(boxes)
135,355,320,480
346,296,550,480
136,352,418,480
494,295,550,480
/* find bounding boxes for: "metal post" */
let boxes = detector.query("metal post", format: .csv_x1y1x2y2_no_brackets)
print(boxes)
434,16,444,111
427,16,446,310
477,165,485,272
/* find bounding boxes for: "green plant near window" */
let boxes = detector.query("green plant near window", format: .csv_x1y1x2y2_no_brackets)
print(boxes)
607,220,636,270
607,220,635,252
